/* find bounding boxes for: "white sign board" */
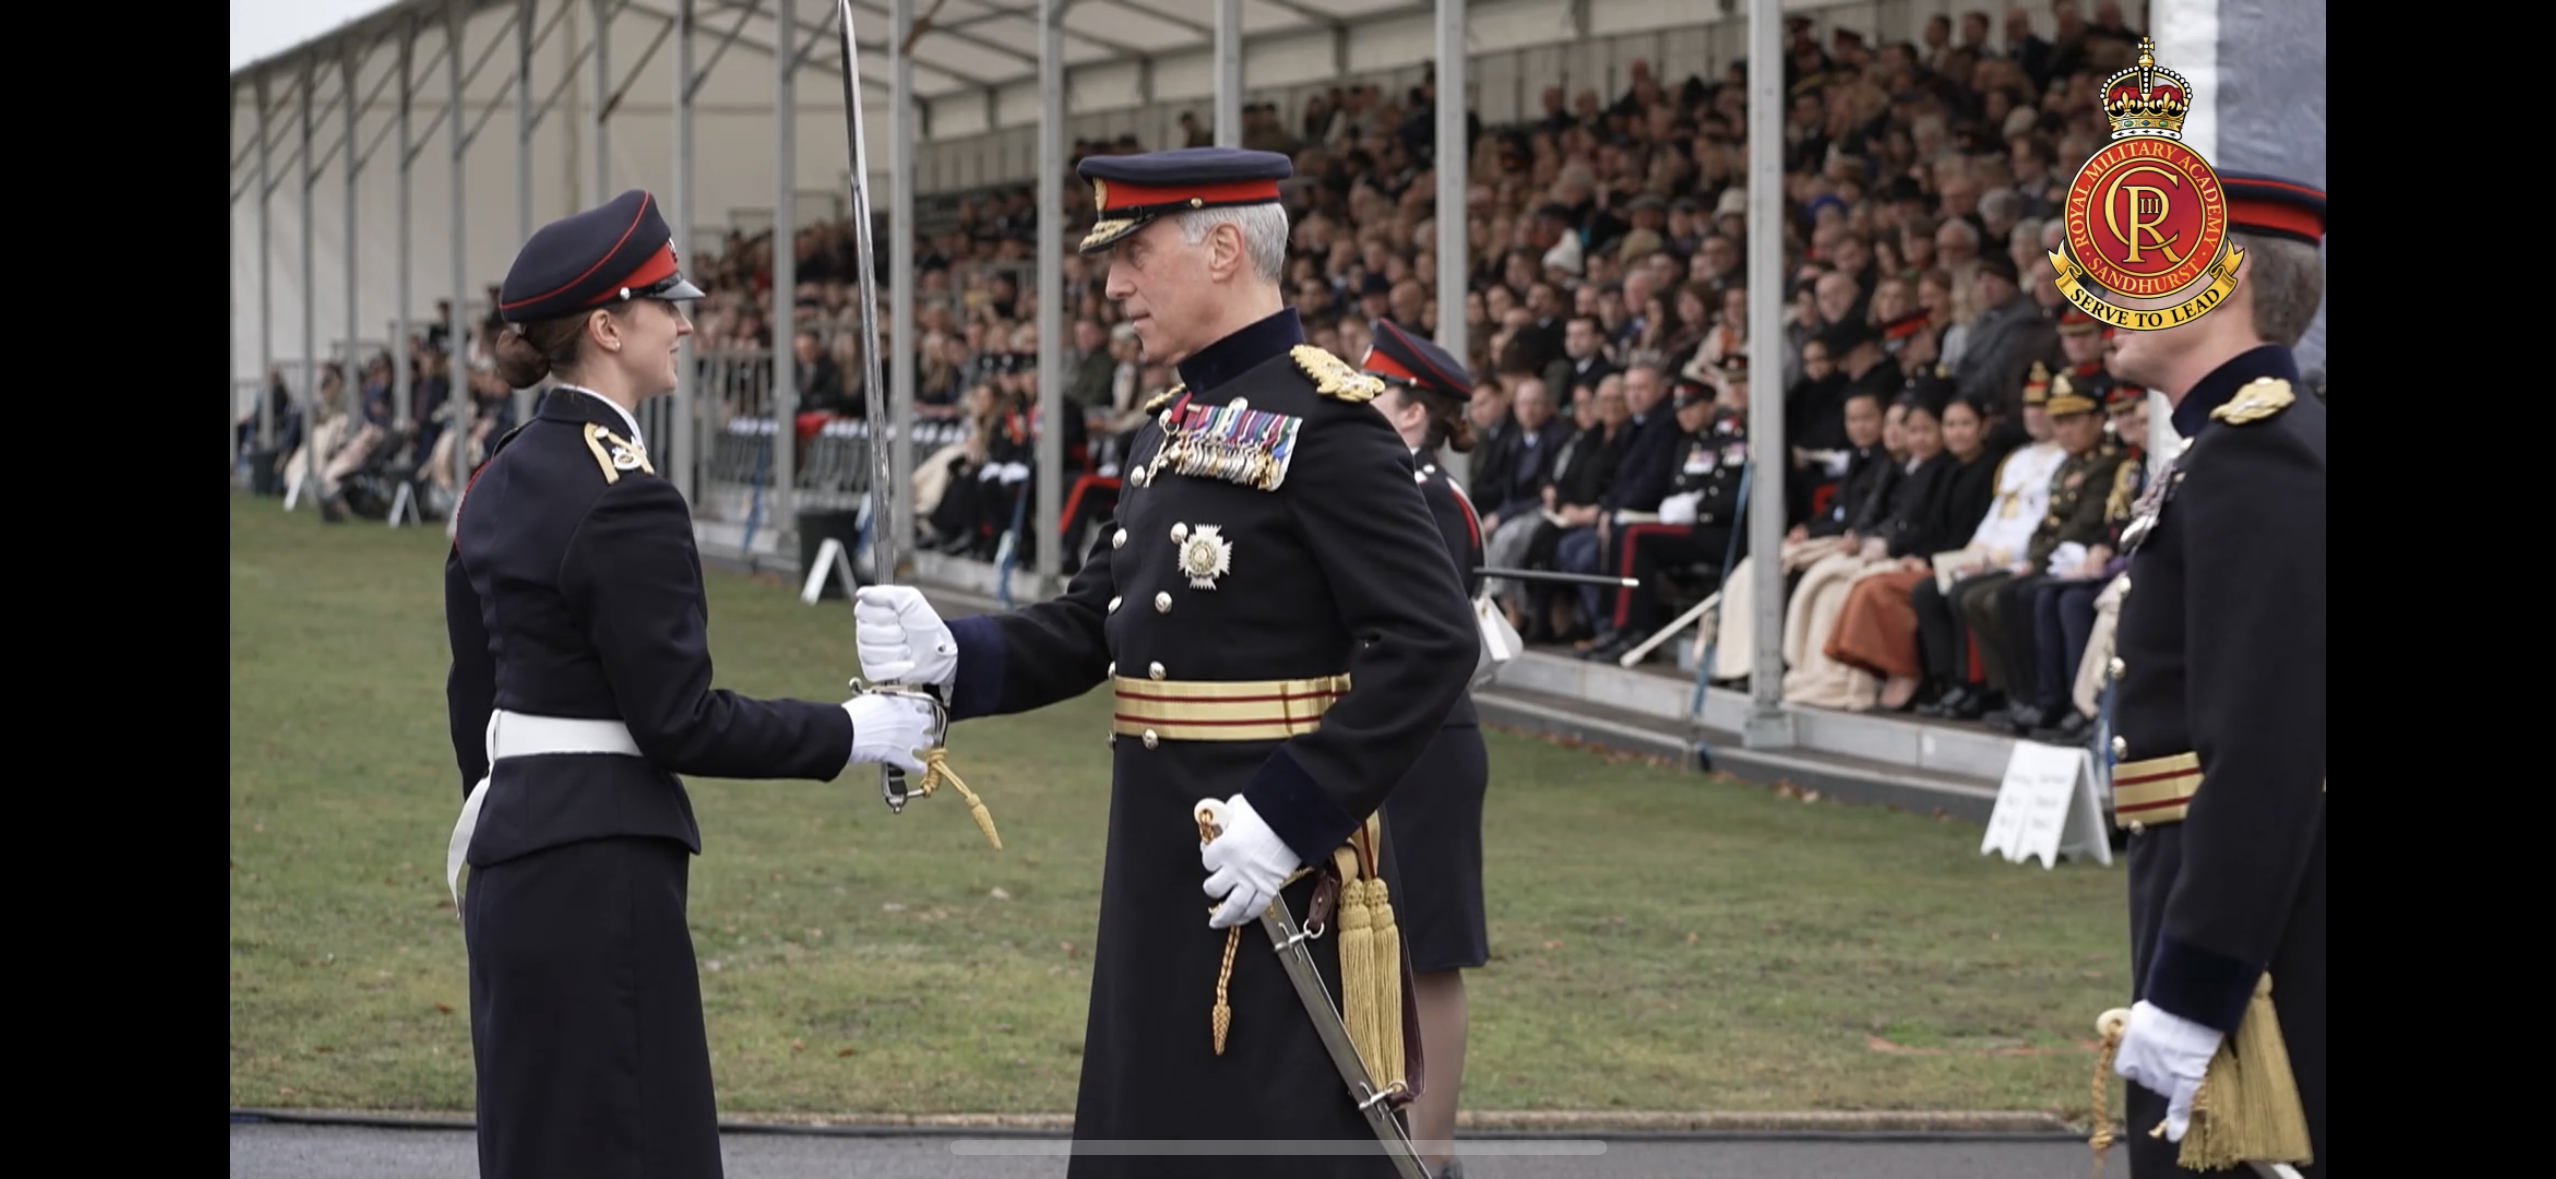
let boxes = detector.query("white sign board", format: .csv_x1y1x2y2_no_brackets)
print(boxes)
1980,742,2113,869
799,537,861,605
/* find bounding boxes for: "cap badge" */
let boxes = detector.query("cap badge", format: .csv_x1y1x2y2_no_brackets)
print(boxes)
1176,523,1233,591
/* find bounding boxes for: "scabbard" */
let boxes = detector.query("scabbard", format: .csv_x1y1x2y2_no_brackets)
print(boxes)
1255,887,1432,1179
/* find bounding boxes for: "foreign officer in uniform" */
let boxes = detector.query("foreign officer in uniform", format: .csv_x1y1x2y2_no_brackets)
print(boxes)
444,189,939,1179
2100,174,2327,1176
1359,317,1493,1178
1967,371,2127,734
853,148,1477,1179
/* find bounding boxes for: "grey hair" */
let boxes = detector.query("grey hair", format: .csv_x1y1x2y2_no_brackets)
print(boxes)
2233,232,2324,346
1176,204,1289,285
1980,188,2022,221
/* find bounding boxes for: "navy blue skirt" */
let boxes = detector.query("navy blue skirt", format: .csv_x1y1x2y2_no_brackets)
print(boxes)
1380,720,1490,973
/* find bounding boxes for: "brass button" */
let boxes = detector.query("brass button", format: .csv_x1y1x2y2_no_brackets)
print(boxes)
1108,595,1123,613
2119,578,2131,594
1171,522,1189,542
2111,736,2128,758
2108,656,2125,679
1149,661,1166,680
1142,729,1159,749
1106,733,1116,749
1113,528,1128,549
1230,398,1248,411
1155,592,1172,613
1107,661,1117,676
2127,820,2144,834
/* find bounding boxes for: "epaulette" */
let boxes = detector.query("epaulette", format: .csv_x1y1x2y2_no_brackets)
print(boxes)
2104,455,2142,521
581,422,656,484
2210,377,2294,426
1143,384,1185,414
1291,345,1384,402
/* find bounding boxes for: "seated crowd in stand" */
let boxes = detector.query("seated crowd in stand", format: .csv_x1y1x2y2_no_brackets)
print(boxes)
240,7,2310,742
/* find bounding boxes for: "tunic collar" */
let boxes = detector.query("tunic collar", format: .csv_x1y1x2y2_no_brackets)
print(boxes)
1176,306,1304,397
2170,344,2300,440
536,383,645,447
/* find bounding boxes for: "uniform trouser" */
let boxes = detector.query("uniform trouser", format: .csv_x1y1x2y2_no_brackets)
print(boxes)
464,836,722,1179
1973,572,2055,695
1608,523,1734,633
2032,580,2106,716
1988,574,2060,703
1924,570,2017,687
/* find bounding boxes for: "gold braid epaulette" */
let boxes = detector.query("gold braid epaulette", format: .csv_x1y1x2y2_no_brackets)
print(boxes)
2210,378,2294,426
1291,345,1384,402
913,749,1001,850
1144,384,1186,414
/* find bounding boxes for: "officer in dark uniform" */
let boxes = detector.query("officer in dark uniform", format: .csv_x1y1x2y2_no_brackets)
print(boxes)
2026,375,2148,744
444,189,938,1179
1969,371,2128,734
1602,356,1749,652
852,149,1476,1179
1358,317,1492,1178
2103,174,2326,1176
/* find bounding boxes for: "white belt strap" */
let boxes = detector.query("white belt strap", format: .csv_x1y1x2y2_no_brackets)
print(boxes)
446,710,645,911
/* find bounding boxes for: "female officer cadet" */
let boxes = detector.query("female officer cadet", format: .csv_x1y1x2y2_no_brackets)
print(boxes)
1360,317,1492,1178
444,189,939,1179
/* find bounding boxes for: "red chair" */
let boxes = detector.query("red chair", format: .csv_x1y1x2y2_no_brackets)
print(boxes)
1809,482,1838,520
1060,474,1120,535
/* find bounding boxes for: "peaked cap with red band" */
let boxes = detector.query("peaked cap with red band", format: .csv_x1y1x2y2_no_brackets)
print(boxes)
499,189,704,325
1076,147,1292,254
1360,317,1474,405
2222,171,2325,248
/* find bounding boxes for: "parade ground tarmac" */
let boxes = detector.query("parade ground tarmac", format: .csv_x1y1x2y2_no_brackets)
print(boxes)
232,1121,2117,1178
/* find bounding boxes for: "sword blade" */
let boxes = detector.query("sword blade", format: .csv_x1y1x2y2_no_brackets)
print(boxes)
835,0,897,586
836,0,929,813
1255,894,1433,1179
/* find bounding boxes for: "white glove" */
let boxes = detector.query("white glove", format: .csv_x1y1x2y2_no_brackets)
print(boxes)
2112,1000,2224,1142
855,586,958,689
1199,796,1301,930
841,693,937,775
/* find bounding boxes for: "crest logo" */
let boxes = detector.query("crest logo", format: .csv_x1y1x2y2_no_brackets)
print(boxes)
2048,38,2243,332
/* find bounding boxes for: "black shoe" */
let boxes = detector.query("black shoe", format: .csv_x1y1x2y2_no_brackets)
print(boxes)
1997,704,2048,734
2032,710,2093,744
1948,688,1998,721
1585,628,1647,661
1916,685,1973,718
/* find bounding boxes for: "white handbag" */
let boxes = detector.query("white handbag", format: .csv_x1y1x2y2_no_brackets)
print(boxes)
1472,591,1523,689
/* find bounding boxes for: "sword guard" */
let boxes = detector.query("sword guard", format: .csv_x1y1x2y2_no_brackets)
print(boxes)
863,680,949,814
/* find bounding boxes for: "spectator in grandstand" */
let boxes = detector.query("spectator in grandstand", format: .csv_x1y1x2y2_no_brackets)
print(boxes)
1562,362,1681,653
1915,365,2065,718
792,329,854,418
1600,356,1751,661
1824,387,2008,710
2017,375,2148,743
1518,377,1624,643
1949,253,2056,418
1963,371,2130,729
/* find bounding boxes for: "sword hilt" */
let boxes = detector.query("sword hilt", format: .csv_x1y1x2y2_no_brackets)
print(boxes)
861,680,948,814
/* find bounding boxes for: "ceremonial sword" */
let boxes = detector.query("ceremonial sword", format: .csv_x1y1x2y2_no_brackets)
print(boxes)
836,0,946,813
1197,801,1432,1179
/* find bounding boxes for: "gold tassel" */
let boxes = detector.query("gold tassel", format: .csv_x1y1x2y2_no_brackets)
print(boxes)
1366,874,1405,1088
1335,846,1379,1078
1212,925,1238,1055
915,748,1000,850
2177,974,2312,1171
2090,1008,2128,1179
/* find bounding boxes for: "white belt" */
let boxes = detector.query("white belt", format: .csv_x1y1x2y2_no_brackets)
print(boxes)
446,710,645,910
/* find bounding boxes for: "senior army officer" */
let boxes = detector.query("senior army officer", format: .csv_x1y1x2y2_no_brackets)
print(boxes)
855,148,1477,1179
445,189,937,1179
2101,174,2327,1177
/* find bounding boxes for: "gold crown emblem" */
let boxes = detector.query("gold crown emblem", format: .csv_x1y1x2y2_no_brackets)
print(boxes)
2101,38,2192,140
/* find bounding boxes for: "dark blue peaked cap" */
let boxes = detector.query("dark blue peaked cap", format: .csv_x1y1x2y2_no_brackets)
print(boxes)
1075,147,1292,253
499,189,704,325
1360,318,1473,404
2220,172,2325,247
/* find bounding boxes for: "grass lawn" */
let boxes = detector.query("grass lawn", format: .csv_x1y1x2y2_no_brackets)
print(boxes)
230,493,2132,1119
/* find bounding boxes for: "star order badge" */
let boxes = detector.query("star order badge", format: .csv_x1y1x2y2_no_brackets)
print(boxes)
2047,37,2244,332
1175,523,1232,590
